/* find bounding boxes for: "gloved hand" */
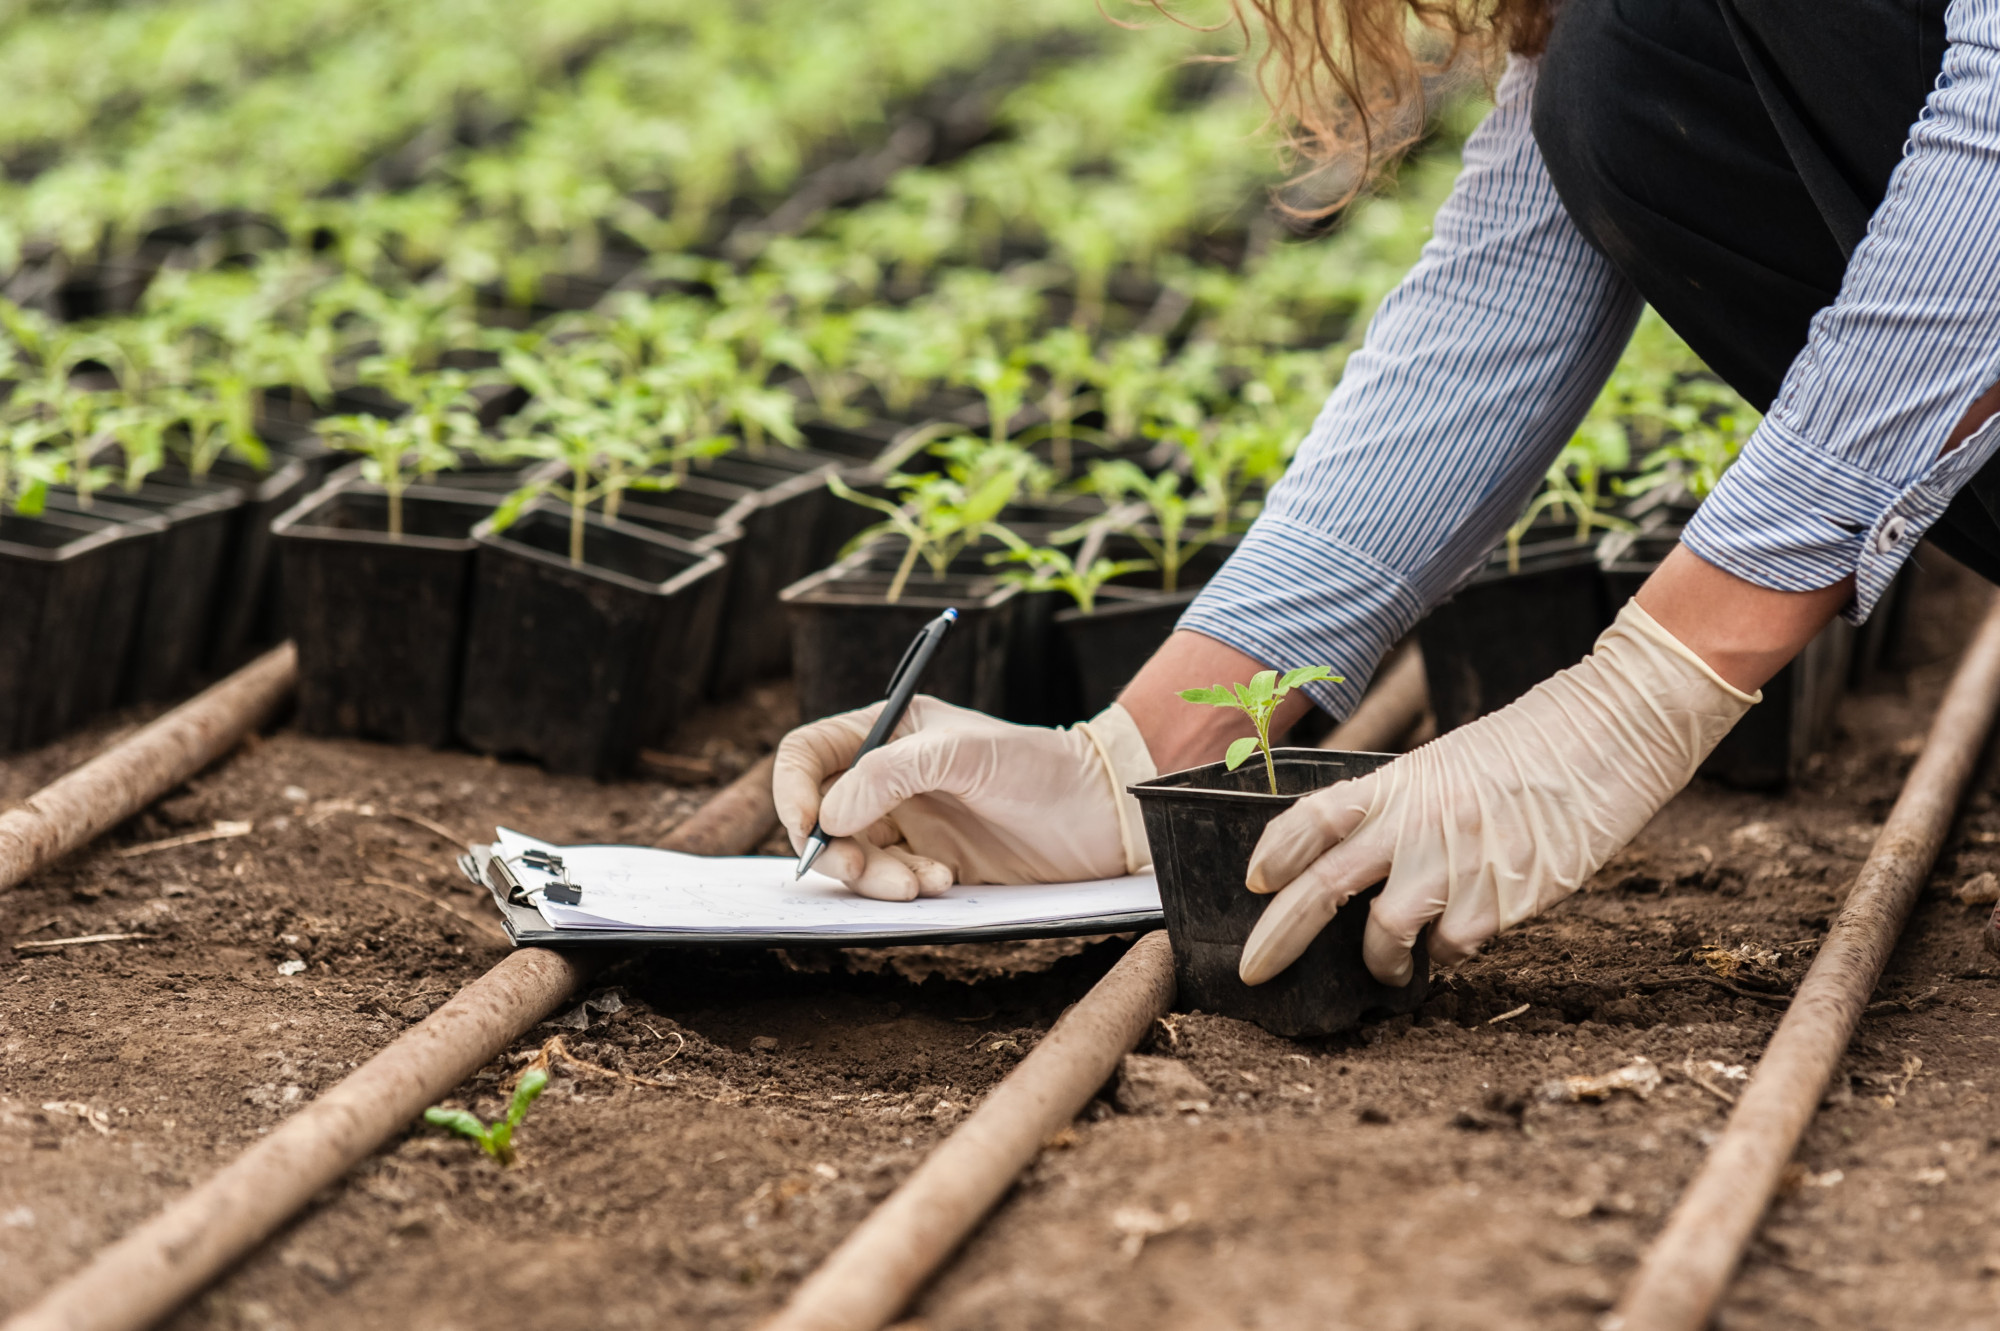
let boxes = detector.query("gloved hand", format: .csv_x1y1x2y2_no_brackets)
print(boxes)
1240,600,1758,987
772,697,1158,900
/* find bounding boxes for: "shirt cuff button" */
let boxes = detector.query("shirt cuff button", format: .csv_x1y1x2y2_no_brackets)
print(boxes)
1877,515,1910,553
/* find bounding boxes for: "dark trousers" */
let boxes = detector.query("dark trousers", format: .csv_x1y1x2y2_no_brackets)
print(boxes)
1532,0,2000,584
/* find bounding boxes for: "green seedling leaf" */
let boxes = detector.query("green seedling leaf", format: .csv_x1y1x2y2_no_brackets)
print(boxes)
1278,665,1335,691
507,1067,550,1128
1180,664,1344,795
423,1066,550,1167
423,1108,490,1143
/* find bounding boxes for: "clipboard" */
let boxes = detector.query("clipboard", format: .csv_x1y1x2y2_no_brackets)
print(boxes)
457,837,1164,949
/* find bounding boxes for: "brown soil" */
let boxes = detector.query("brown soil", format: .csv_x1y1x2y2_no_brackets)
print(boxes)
3,553,1998,1331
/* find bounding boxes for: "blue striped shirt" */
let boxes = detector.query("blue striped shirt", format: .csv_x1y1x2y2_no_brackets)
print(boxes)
1183,17,2000,721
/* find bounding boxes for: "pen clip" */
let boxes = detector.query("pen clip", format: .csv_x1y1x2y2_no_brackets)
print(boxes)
881,628,926,698
881,608,955,697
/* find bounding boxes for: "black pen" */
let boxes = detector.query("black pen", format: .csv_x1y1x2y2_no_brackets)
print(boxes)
795,607,958,879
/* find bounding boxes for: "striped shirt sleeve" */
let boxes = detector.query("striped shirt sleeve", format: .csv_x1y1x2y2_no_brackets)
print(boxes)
1179,57,1642,719
1682,0,2000,620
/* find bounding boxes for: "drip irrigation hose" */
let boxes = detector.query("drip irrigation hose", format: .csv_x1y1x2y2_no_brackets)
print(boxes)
1607,592,2000,1331
1,643,298,896
2,755,780,1331
758,930,1178,1331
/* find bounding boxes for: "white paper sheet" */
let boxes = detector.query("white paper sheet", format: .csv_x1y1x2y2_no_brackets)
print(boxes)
492,828,1161,939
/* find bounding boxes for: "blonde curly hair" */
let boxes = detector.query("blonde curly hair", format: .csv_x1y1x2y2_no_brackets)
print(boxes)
1148,0,1555,211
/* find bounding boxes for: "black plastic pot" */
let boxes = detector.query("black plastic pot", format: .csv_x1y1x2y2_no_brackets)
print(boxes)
1130,748,1429,1038
0,509,159,753
792,387,985,467
593,488,747,690
799,416,910,468
695,445,850,558
1417,538,1609,731
456,506,728,778
273,484,497,746
50,474,244,705
685,449,851,689
192,452,319,671
781,546,1019,722
1046,535,1238,722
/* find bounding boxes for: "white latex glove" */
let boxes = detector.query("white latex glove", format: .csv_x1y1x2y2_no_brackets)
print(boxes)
1240,600,1758,987
772,697,1157,900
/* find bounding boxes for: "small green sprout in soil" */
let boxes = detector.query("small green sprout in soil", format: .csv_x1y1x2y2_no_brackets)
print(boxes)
1180,666,1340,795
423,1066,549,1166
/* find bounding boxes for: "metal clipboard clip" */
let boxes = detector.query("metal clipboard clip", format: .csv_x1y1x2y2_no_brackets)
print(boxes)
503,848,584,905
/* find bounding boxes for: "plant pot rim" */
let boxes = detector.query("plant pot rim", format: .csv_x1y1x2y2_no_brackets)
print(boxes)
1052,584,1200,624
610,499,748,553
41,491,175,533
1128,746,1388,805
471,503,727,597
0,508,159,561
780,552,1017,611
617,473,762,530
692,447,842,506
1476,537,1601,581
273,480,499,553
83,477,244,521
198,449,313,503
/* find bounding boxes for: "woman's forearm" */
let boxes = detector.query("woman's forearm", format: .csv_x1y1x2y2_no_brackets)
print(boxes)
1636,547,1850,692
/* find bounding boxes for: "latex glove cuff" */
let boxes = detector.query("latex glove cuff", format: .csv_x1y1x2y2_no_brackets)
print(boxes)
1075,702,1159,874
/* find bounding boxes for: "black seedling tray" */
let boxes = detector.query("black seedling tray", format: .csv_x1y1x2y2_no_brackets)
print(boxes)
1130,748,1428,1038
49,475,244,705
684,449,851,690
1418,537,1609,731
457,506,728,778
781,546,1018,722
0,509,160,752
273,482,497,746
189,451,319,672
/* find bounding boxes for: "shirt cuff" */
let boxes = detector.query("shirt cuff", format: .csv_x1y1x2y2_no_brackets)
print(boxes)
1176,514,1425,719
1679,412,2000,621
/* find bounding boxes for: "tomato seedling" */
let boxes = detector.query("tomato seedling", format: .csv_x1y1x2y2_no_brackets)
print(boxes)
423,1066,549,1167
1179,666,1340,795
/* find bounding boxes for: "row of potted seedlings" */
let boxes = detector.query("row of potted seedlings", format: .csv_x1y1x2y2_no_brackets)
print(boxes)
0,400,330,755
783,409,1269,728
273,338,1282,777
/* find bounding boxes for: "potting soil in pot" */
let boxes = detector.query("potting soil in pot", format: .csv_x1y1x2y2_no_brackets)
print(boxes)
1130,747,1429,1038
